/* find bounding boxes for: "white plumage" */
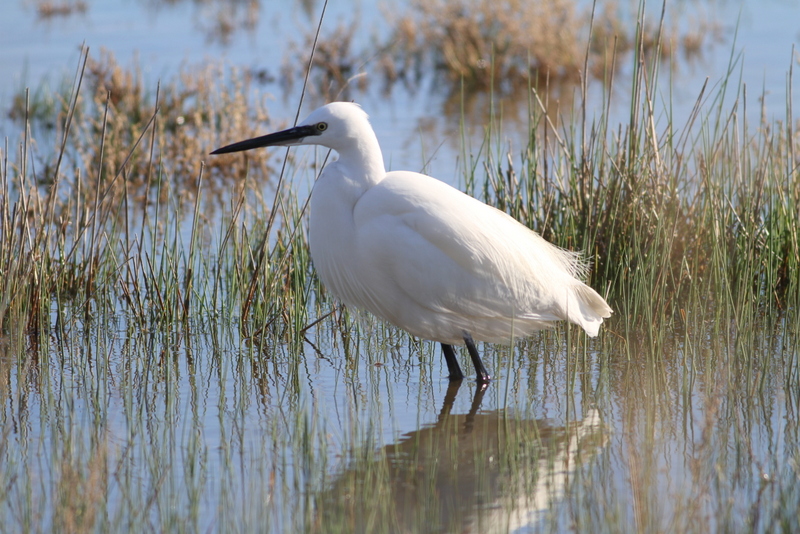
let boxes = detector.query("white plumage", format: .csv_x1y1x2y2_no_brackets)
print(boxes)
212,102,612,382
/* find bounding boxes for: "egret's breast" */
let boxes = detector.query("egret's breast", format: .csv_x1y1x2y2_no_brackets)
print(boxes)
308,165,375,311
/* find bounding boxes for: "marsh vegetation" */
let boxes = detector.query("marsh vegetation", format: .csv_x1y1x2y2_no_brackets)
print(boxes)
2,1,799,532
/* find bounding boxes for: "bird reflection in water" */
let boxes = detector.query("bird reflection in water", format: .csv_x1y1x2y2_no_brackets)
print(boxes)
311,382,608,533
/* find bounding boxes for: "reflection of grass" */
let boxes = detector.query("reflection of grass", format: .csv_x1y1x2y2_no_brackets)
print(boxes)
1,10,799,534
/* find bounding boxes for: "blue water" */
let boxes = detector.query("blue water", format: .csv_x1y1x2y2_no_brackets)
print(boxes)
2,0,798,184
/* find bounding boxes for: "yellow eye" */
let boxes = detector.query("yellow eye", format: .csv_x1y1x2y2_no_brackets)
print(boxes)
317,122,328,131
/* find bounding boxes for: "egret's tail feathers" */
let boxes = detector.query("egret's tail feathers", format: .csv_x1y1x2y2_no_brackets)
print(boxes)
568,284,613,337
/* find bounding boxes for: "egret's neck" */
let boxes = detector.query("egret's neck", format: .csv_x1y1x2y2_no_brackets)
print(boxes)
334,130,386,187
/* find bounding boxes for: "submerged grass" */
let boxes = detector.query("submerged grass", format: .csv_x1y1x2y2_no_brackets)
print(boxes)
1,5,800,532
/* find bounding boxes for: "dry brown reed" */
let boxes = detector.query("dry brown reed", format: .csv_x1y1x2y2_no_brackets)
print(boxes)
15,49,278,221
34,0,87,19
389,0,723,91
282,20,369,104
284,0,723,114
1,47,285,338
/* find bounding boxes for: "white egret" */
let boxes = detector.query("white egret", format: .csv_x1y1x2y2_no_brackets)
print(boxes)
212,102,612,383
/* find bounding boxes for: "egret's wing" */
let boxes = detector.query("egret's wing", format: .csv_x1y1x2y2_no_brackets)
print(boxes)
354,172,584,340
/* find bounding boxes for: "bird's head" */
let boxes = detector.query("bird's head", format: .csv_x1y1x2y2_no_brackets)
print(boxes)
211,102,370,155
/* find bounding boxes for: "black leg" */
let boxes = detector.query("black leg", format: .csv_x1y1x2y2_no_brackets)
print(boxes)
441,343,464,381
463,332,490,384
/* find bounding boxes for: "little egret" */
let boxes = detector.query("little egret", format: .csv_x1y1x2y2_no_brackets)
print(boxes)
212,102,612,383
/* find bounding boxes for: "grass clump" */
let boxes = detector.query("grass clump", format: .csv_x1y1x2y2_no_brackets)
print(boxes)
65,49,275,210
284,0,722,111
33,0,88,19
389,0,587,89
0,46,308,343
465,53,799,336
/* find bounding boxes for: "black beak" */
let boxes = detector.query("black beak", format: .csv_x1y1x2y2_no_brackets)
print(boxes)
211,124,319,155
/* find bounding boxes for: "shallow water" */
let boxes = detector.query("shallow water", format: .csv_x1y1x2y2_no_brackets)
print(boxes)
2,1,800,532
3,302,797,531
2,0,800,181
